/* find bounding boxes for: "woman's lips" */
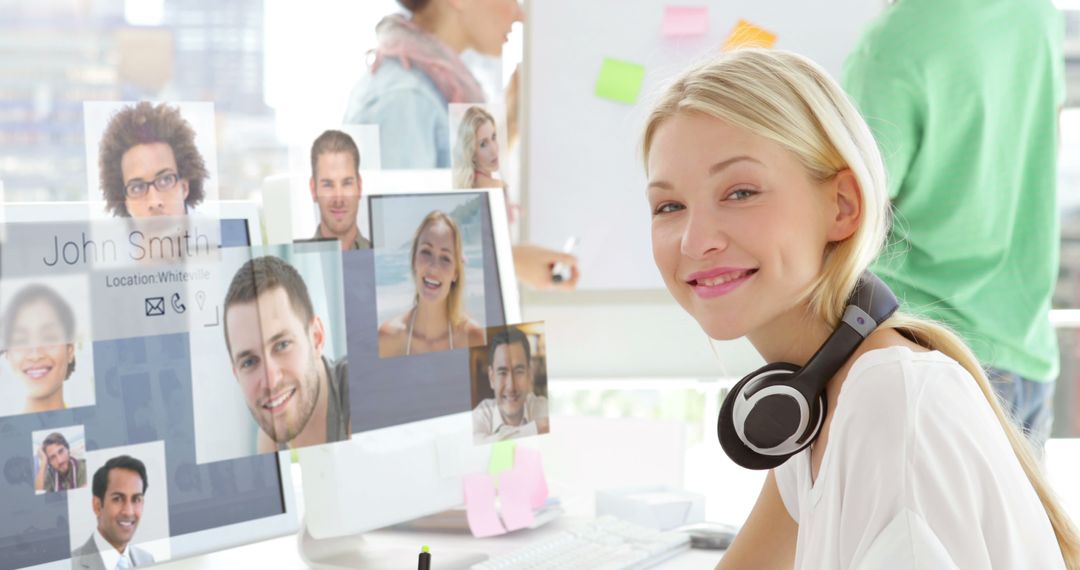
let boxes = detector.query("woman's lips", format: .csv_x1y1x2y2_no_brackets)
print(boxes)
687,268,758,299
23,365,52,380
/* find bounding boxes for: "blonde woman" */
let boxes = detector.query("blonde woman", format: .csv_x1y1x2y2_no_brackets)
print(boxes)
378,211,485,358
453,106,505,191
643,49,1079,568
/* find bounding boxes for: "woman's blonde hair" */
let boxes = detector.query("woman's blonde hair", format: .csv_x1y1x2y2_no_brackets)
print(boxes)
410,210,467,326
642,48,1080,566
453,106,496,189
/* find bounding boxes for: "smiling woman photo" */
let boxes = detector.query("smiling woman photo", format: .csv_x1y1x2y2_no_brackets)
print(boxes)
378,210,485,358
3,284,78,414
642,48,1079,569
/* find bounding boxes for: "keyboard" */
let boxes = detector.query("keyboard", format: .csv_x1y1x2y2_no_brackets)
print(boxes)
472,515,692,570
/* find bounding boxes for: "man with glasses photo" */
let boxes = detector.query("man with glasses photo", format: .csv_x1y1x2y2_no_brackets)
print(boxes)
97,102,208,218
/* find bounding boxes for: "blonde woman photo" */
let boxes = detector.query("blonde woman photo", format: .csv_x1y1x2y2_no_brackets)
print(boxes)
643,49,1080,569
378,210,485,358
452,105,505,191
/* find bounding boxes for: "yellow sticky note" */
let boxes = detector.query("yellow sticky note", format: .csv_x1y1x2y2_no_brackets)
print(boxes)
595,57,647,104
489,440,517,476
723,19,777,52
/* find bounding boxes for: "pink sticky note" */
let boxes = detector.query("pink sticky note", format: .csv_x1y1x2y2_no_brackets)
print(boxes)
662,6,708,37
463,473,507,537
514,447,549,510
497,465,535,531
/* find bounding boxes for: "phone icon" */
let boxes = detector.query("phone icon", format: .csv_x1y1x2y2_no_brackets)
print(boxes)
171,292,186,314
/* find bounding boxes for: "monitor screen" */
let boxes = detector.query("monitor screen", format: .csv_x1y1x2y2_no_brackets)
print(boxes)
299,188,523,541
0,218,294,570
348,191,509,431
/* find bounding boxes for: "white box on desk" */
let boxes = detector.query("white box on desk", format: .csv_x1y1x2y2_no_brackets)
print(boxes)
595,486,706,531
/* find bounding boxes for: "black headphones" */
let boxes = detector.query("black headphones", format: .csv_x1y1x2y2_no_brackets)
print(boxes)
717,272,899,470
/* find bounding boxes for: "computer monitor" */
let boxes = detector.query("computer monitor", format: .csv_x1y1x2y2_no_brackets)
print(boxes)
0,213,298,569
296,186,520,568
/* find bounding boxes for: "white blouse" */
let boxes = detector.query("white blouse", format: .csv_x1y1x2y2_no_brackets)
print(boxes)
774,347,1064,569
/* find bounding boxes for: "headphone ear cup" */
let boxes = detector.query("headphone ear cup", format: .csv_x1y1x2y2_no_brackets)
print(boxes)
718,362,802,470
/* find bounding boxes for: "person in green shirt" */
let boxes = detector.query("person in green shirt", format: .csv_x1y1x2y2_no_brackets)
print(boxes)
842,0,1066,450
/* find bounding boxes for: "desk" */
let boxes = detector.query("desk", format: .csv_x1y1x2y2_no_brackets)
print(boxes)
154,517,722,569
151,432,1080,569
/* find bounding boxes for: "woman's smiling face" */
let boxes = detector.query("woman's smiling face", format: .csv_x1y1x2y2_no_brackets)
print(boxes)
5,299,74,400
646,112,837,341
413,220,459,305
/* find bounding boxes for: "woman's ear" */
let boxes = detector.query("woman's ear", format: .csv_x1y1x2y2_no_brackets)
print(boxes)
826,169,862,242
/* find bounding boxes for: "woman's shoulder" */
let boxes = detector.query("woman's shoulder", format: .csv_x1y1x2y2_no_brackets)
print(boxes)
457,318,486,345
368,56,447,103
378,313,409,337
474,174,506,189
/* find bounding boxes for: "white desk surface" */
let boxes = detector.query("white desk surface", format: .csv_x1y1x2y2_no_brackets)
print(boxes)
154,515,722,569
149,433,1080,570
155,447,724,570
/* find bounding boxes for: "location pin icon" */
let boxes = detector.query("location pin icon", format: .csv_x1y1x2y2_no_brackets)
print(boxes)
196,290,206,310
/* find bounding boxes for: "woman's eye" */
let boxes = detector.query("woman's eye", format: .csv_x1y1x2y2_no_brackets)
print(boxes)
653,202,684,215
275,340,291,351
727,188,758,200
440,255,452,265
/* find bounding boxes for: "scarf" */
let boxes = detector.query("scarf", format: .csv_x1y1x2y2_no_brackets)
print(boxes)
370,14,486,104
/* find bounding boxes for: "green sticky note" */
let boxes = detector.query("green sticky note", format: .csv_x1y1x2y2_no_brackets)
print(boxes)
595,58,646,104
489,440,517,476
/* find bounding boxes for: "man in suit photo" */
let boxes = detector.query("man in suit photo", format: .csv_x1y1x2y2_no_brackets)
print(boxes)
70,455,155,569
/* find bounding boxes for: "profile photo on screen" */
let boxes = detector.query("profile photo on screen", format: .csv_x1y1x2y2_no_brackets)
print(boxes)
0,276,95,417
372,194,489,359
67,441,171,568
470,322,549,444
298,128,375,251
189,243,351,463
85,101,219,219
30,425,87,495
450,104,508,192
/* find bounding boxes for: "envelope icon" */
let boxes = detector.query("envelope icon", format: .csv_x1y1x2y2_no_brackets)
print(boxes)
145,296,166,316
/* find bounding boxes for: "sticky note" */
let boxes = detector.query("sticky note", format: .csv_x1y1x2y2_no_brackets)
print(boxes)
662,6,708,37
722,19,778,52
488,440,517,476
514,447,549,509
496,465,535,531
595,58,647,104
463,473,508,537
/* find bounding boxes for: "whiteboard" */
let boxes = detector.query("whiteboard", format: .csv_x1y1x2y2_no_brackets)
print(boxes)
524,0,887,289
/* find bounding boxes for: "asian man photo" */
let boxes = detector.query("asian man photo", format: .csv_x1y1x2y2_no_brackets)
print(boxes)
223,255,351,452
471,326,549,444
308,129,370,250
70,455,155,569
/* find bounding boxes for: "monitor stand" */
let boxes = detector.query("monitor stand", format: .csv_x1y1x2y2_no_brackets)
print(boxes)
297,521,489,570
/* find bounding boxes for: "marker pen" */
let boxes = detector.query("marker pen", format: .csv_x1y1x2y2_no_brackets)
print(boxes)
418,545,431,570
551,236,578,284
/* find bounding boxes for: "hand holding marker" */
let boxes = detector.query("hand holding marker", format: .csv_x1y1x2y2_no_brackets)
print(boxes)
551,236,578,284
